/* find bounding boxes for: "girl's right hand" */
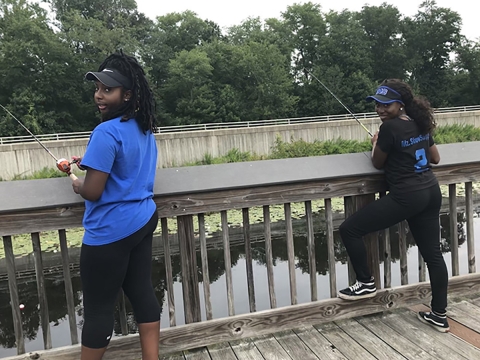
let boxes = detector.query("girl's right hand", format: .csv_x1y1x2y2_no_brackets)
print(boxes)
72,156,86,171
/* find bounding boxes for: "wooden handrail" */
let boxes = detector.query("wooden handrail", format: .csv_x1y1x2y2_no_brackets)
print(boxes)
0,141,479,356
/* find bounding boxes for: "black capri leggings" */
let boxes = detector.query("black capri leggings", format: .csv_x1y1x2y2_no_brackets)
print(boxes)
339,183,448,314
80,211,160,348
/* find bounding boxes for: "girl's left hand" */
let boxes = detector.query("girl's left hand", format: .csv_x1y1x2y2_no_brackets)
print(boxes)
371,131,379,145
72,178,84,194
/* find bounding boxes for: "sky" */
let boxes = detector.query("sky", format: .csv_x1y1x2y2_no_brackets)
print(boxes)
135,0,480,41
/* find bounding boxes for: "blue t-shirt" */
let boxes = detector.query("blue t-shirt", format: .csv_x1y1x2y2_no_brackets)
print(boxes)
80,117,157,245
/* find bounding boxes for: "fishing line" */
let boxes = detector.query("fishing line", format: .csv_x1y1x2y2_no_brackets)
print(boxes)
0,104,78,180
303,68,374,137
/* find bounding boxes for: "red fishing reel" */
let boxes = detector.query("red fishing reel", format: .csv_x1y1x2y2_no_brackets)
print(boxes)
56,158,78,180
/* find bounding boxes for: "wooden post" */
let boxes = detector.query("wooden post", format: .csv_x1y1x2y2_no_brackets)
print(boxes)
161,218,176,327
58,229,79,345
263,205,277,309
117,290,128,335
465,182,476,273
284,203,297,305
31,232,52,350
325,198,337,297
449,184,459,276
379,192,391,289
344,196,357,285
3,236,25,354
305,201,317,301
243,208,257,312
177,215,201,323
355,194,381,289
198,214,213,320
398,221,408,285
221,211,235,316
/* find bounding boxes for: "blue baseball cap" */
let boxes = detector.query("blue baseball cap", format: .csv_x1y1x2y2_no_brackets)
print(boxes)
366,86,404,104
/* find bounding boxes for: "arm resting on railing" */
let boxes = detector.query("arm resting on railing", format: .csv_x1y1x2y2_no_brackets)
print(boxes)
430,144,440,164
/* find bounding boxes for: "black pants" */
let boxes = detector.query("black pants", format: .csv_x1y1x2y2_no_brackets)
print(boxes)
339,184,448,314
80,211,160,348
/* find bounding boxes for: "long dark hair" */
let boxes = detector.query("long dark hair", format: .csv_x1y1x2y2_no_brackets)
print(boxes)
381,79,436,134
97,50,157,133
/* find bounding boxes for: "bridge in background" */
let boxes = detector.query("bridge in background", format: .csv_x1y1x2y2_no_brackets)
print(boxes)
1,106,480,180
1,105,479,145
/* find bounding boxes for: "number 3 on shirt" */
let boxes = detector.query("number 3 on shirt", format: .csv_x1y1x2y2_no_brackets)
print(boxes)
414,148,428,172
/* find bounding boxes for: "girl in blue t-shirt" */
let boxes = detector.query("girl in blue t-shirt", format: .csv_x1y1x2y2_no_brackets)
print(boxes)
337,79,449,333
71,51,160,360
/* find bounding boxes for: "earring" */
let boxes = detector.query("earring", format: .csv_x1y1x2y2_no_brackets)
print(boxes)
124,98,130,102
400,107,403,111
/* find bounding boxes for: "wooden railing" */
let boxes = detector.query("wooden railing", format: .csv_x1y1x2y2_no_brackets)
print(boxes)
1,142,480,357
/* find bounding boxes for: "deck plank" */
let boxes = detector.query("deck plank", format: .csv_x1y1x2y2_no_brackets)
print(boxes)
251,334,293,360
7,293,480,360
357,314,435,360
207,342,238,360
184,347,212,360
334,318,406,359
380,312,467,360
410,303,480,349
469,296,480,308
273,330,320,360
400,311,480,360
292,326,348,360
230,340,264,360
160,353,186,360
448,300,480,333
314,322,376,360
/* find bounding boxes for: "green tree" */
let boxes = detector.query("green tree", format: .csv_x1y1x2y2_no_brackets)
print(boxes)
0,0,85,136
449,40,480,106
161,48,216,125
358,3,406,81
143,11,221,89
274,2,327,77
43,0,154,130
403,0,462,106
206,41,298,121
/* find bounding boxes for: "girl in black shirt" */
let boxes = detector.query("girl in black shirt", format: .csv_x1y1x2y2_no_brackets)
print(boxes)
338,79,449,332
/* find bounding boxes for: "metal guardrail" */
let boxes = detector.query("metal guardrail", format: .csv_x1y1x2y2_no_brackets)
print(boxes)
1,105,479,145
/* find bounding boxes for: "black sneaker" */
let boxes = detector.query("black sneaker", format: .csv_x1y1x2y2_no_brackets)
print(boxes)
338,279,377,300
417,311,450,332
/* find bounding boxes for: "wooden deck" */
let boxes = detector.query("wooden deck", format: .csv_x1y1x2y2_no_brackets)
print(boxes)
8,292,480,360
157,295,480,360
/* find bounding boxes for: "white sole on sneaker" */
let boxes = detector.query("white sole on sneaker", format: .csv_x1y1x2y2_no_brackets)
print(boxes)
337,291,377,301
417,313,450,332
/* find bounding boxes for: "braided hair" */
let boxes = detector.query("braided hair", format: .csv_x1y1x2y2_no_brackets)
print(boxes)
380,79,436,134
97,51,157,133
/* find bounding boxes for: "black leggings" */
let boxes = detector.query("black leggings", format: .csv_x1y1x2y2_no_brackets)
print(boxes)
80,211,160,348
339,184,448,314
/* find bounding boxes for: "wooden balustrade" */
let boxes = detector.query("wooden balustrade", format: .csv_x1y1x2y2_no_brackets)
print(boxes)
0,142,480,356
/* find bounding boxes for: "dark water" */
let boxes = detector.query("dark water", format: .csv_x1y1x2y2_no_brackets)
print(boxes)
0,211,477,357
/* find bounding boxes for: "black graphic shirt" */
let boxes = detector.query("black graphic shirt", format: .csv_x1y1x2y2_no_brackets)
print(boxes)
376,117,438,194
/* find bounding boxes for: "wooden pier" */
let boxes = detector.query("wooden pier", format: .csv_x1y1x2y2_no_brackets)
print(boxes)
165,298,480,360
1,142,480,359
6,290,480,359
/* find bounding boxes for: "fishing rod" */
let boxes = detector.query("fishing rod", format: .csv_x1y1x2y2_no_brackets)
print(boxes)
303,68,374,137
0,104,78,180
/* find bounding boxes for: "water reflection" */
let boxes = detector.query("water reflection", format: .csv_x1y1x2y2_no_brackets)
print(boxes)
0,212,471,356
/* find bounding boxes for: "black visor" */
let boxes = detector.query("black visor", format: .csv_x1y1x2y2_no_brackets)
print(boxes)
366,86,403,104
85,68,132,89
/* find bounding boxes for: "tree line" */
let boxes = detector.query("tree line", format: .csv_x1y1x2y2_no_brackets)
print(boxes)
0,0,479,136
